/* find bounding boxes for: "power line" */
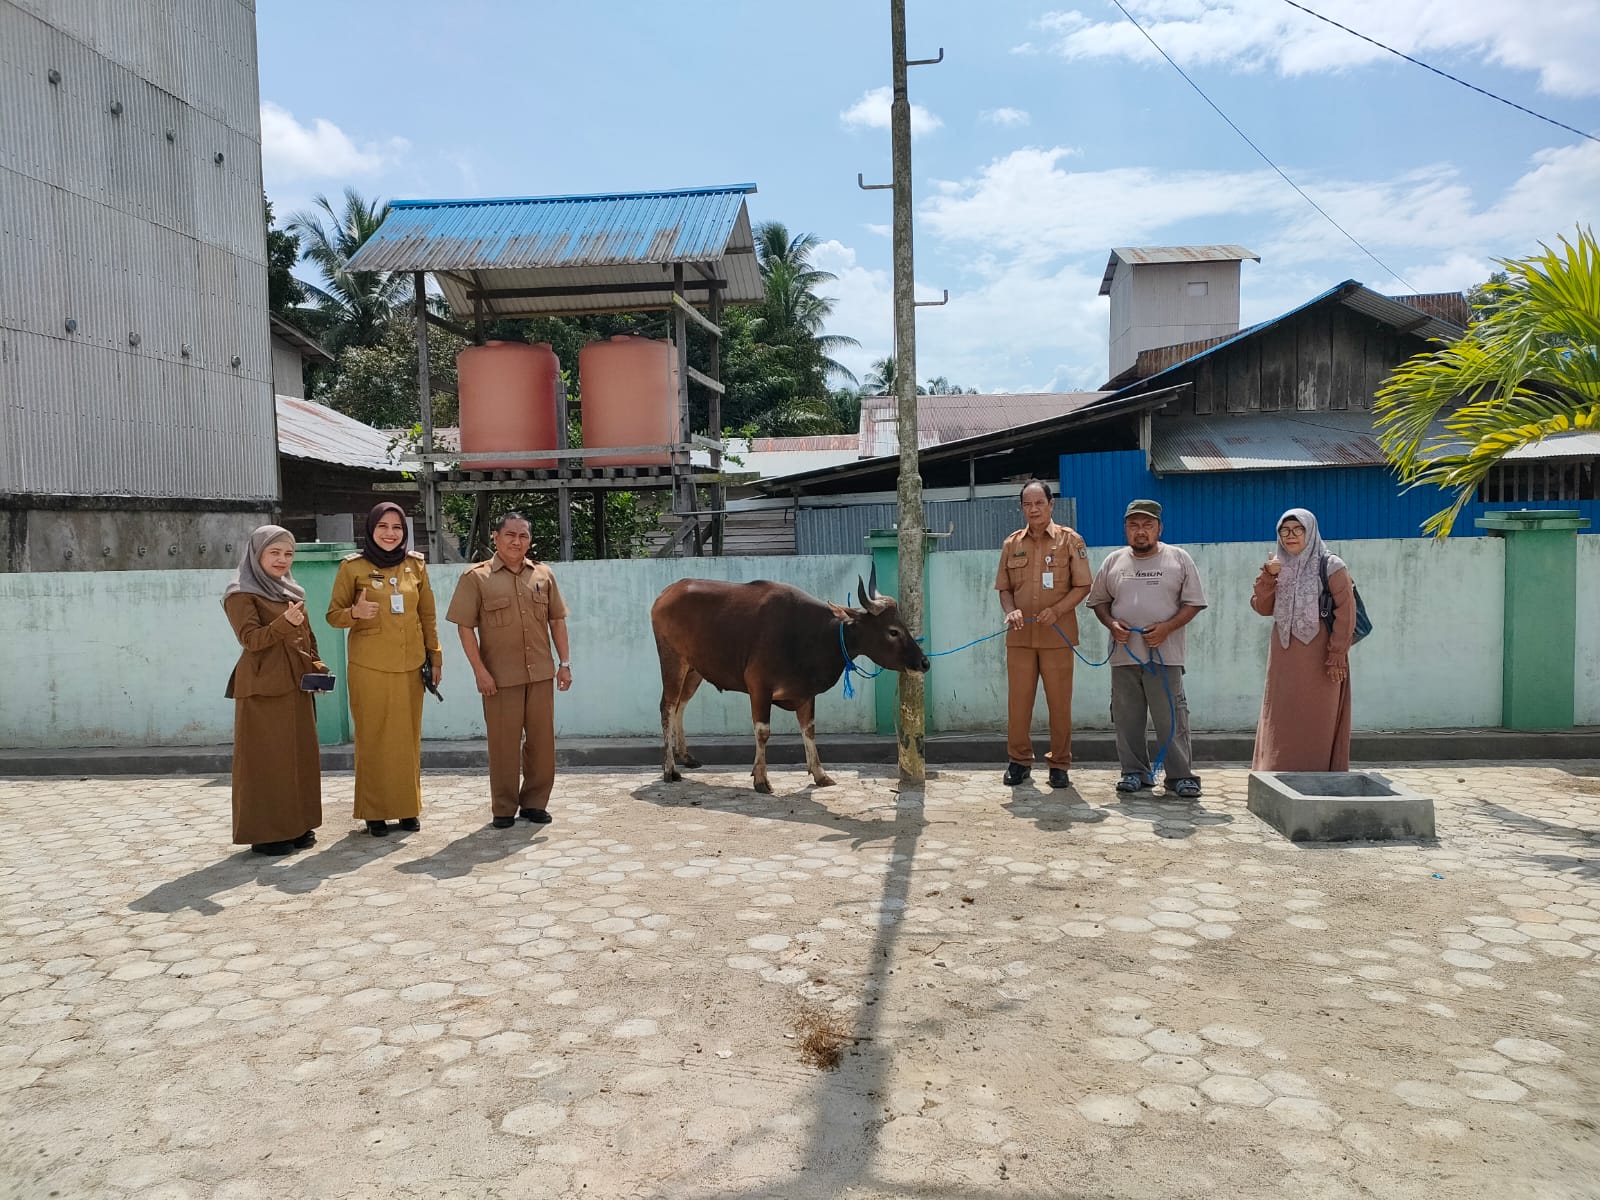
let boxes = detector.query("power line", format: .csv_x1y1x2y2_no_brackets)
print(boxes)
1107,0,1414,291
1280,0,1600,146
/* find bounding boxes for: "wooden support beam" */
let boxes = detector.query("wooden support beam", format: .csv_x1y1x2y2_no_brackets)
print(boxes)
467,280,726,302
670,292,722,337
708,288,724,556
426,310,475,341
685,365,725,395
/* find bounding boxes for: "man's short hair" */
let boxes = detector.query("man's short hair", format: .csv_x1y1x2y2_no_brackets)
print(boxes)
493,511,531,533
1019,479,1054,503
1124,499,1162,520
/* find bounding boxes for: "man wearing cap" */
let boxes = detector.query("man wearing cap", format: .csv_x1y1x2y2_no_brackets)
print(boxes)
1085,500,1207,799
995,479,1094,788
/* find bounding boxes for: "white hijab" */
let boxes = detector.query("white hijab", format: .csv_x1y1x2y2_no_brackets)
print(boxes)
1273,508,1344,648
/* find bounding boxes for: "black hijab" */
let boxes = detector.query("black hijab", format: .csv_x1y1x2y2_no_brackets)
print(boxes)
363,502,411,569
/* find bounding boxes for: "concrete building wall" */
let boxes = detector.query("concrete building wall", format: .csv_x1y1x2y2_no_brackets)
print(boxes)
0,0,276,568
0,538,1514,749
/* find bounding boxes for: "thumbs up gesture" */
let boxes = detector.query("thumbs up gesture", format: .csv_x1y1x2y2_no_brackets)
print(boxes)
351,588,379,619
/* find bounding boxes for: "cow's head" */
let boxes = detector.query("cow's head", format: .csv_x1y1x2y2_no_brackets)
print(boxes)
848,565,930,673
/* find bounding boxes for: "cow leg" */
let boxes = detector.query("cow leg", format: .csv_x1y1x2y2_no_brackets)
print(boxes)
674,672,703,768
797,696,834,788
750,692,774,794
657,637,689,783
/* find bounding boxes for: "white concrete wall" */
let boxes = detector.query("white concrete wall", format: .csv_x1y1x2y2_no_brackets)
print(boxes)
926,538,1505,734
1576,536,1600,726
0,538,1510,749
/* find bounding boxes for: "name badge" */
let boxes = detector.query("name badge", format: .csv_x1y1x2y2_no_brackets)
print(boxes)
390,593,405,615
1041,571,1055,589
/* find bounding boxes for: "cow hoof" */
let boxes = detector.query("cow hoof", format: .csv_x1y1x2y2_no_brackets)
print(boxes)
753,780,773,795
664,768,681,783
679,755,702,769
813,775,836,788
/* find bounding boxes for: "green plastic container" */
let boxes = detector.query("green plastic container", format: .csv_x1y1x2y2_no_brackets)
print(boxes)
292,541,357,745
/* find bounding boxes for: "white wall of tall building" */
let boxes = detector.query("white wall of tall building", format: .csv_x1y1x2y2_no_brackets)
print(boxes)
0,0,277,505
1107,260,1244,382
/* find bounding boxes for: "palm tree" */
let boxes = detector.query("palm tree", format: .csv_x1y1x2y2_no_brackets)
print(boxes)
1375,227,1600,537
288,188,408,351
862,355,927,398
753,221,859,390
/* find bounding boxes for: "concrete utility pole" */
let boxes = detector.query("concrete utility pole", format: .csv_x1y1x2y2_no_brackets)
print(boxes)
889,0,925,787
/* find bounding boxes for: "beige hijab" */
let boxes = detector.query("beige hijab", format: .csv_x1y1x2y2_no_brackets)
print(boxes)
1273,508,1344,648
222,525,305,606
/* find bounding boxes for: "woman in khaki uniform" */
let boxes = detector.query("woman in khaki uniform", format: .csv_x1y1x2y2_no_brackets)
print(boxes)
223,526,325,856
327,503,442,836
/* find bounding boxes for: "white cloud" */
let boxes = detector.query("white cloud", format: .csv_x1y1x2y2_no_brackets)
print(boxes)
901,137,1600,390
260,101,409,182
1031,1,1600,96
981,107,1032,126
840,86,943,137
811,239,949,385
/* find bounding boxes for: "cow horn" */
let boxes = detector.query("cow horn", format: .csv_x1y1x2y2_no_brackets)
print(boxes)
856,574,871,610
868,562,879,598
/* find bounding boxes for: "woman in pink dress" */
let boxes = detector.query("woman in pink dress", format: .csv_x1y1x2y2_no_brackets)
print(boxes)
1250,508,1355,772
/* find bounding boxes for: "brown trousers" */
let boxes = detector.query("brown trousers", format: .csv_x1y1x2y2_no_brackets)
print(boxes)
1006,646,1075,766
483,679,555,818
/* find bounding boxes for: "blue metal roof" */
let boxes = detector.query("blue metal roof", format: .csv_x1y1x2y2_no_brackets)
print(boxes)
345,184,759,273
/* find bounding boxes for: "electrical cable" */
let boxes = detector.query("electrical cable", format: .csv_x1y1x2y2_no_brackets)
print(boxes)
1108,0,1416,291
1280,0,1600,146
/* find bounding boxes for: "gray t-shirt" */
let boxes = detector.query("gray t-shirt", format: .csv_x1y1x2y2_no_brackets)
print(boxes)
1085,543,1207,667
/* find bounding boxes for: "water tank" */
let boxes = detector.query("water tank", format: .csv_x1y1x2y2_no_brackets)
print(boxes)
579,335,679,466
457,341,560,470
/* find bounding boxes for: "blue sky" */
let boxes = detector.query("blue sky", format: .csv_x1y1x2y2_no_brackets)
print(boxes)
257,1,1599,393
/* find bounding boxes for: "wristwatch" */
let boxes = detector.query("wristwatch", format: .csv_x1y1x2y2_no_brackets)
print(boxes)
559,661,571,669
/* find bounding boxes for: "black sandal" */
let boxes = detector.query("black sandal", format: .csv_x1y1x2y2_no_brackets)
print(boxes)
366,820,390,837
397,817,420,832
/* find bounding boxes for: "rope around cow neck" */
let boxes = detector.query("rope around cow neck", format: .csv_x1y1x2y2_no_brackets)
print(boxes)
839,619,1180,774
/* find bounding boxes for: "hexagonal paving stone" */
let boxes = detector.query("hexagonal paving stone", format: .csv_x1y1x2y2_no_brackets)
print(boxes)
1199,1075,1273,1107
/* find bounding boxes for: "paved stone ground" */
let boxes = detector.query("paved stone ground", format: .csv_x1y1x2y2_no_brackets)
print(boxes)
1,762,1597,1200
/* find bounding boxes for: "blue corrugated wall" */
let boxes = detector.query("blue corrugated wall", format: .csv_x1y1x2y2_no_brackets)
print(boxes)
1061,450,1600,545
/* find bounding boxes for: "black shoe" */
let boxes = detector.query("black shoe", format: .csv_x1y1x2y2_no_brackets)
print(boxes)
366,820,390,838
1048,768,1071,789
397,817,421,832
1003,763,1031,786
492,815,516,829
292,830,316,849
250,841,293,856
520,807,553,825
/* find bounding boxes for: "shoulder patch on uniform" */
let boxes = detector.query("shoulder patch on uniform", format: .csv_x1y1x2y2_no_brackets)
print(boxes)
407,550,425,560
342,551,363,561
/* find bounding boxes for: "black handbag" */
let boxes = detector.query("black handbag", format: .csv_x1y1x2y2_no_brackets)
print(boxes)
420,658,443,701
1319,554,1372,644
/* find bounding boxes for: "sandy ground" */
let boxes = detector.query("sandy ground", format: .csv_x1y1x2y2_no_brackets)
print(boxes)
0,762,1597,1200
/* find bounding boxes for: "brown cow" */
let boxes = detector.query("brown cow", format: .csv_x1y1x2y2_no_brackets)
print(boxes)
650,569,930,793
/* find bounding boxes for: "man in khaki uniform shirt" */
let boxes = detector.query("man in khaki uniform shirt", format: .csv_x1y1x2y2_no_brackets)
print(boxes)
446,512,572,828
995,480,1093,788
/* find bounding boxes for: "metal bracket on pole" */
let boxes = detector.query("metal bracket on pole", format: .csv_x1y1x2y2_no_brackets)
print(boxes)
914,290,950,308
857,173,892,191
907,47,944,66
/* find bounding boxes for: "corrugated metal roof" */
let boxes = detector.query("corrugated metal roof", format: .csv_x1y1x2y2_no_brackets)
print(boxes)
1150,412,1600,474
277,396,414,474
1099,244,1259,294
343,185,764,318
1151,411,1384,473
1386,292,1471,326
858,392,1109,457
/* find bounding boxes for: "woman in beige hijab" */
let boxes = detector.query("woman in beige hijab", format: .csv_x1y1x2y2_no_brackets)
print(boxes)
222,526,325,855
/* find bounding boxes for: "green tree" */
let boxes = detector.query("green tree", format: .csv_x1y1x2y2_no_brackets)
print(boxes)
862,355,926,398
264,196,304,319
922,375,977,396
1376,228,1600,536
323,316,464,429
288,188,408,352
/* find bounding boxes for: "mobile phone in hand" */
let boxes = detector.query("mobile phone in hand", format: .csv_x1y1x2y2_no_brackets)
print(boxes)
300,673,336,693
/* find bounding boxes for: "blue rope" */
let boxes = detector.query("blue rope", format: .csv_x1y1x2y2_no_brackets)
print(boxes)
842,613,1181,779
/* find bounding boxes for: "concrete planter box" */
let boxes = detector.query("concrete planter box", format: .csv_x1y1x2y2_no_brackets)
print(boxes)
1247,771,1435,843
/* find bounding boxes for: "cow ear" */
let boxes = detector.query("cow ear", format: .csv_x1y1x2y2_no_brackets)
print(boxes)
827,601,852,620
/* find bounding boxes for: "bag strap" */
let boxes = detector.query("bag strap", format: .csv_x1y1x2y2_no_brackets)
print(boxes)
1319,552,1329,587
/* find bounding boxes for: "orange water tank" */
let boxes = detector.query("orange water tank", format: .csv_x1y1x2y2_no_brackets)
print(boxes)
579,335,679,466
457,341,560,470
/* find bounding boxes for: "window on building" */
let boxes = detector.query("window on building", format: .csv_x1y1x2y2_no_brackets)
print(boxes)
1186,281,1208,297
1475,459,1597,503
